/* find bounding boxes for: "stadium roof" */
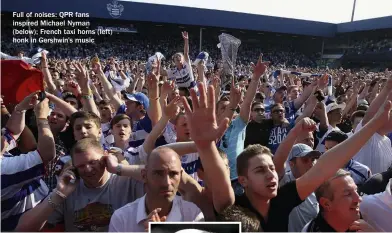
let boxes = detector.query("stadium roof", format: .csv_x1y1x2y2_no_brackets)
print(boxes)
3,0,392,37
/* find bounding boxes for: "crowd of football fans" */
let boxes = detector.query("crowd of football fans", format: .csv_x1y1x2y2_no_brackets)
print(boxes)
1,29,392,233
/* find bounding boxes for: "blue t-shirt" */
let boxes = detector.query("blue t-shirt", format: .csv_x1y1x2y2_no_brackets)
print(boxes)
267,122,295,154
218,116,247,180
265,100,298,124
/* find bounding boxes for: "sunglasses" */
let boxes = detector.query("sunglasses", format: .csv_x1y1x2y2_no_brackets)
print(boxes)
253,108,265,113
272,109,284,114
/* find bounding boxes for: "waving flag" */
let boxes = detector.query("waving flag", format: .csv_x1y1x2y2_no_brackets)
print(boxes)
1,60,44,105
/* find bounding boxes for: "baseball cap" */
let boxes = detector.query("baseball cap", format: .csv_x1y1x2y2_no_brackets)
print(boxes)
357,99,369,106
326,102,346,113
193,51,209,66
325,130,348,143
288,144,321,161
125,92,149,110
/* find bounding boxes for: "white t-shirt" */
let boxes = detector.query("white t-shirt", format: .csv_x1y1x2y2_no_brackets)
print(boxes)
353,121,392,174
109,194,204,232
360,178,392,232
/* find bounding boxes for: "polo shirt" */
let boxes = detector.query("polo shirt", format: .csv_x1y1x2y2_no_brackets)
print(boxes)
109,195,204,232
235,180,303,231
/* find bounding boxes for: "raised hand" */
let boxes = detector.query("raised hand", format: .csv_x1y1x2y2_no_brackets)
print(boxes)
92,62,103,74
293,117,317,135
318,74,329,89
56,166,78,198
181,31,189,40
162,96,181,119
34,98,50,119
146,58,160,92
15,91,40,112
161,80,176,99
65,80,81,96
181,82,229,146
373,92,392,129
41,52,48,69
229,76,242,108
211,75,221,100
142,208,167,232
101,154,120,174
74,62,89,90
251,54,269,79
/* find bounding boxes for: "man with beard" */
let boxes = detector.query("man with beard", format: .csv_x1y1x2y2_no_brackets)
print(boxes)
234,94,392,231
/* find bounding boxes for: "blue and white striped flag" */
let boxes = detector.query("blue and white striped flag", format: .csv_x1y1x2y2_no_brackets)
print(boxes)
273,69,333,96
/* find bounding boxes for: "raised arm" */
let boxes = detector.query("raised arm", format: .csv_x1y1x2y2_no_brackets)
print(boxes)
178,170,204,206
143,96,180,156
158,142,198,156
362,73,391,125
74,62,100,117
93,62,123,111
182,31,190,64
296,94,392,200
45,92,77,117
240,55,269,123
41,53,58,95
217,77,241,125
35,98,56,165
146,59,162,126
5,92,39,140
182,82,235,213
273,118,316,178
103,154,144,181
295,93,317,124
342,81,359,118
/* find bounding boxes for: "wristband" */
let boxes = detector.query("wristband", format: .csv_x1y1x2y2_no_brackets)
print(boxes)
1,128,15,145
48,193,62,209
82,95,93,100
53,188,67,199
82,89,93,96
149,97,159,101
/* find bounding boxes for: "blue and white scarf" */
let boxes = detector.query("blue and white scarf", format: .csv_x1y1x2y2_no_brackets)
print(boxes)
273,69,333,96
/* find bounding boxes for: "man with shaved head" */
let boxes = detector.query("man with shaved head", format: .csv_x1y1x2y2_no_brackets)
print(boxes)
109,146,204,232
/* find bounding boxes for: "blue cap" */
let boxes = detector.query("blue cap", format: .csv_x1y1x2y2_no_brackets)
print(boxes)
125,92,149,110
193,51,209,66
288,144,321,161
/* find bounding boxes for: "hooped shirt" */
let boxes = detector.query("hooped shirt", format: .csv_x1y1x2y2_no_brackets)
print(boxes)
166,61,196,88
